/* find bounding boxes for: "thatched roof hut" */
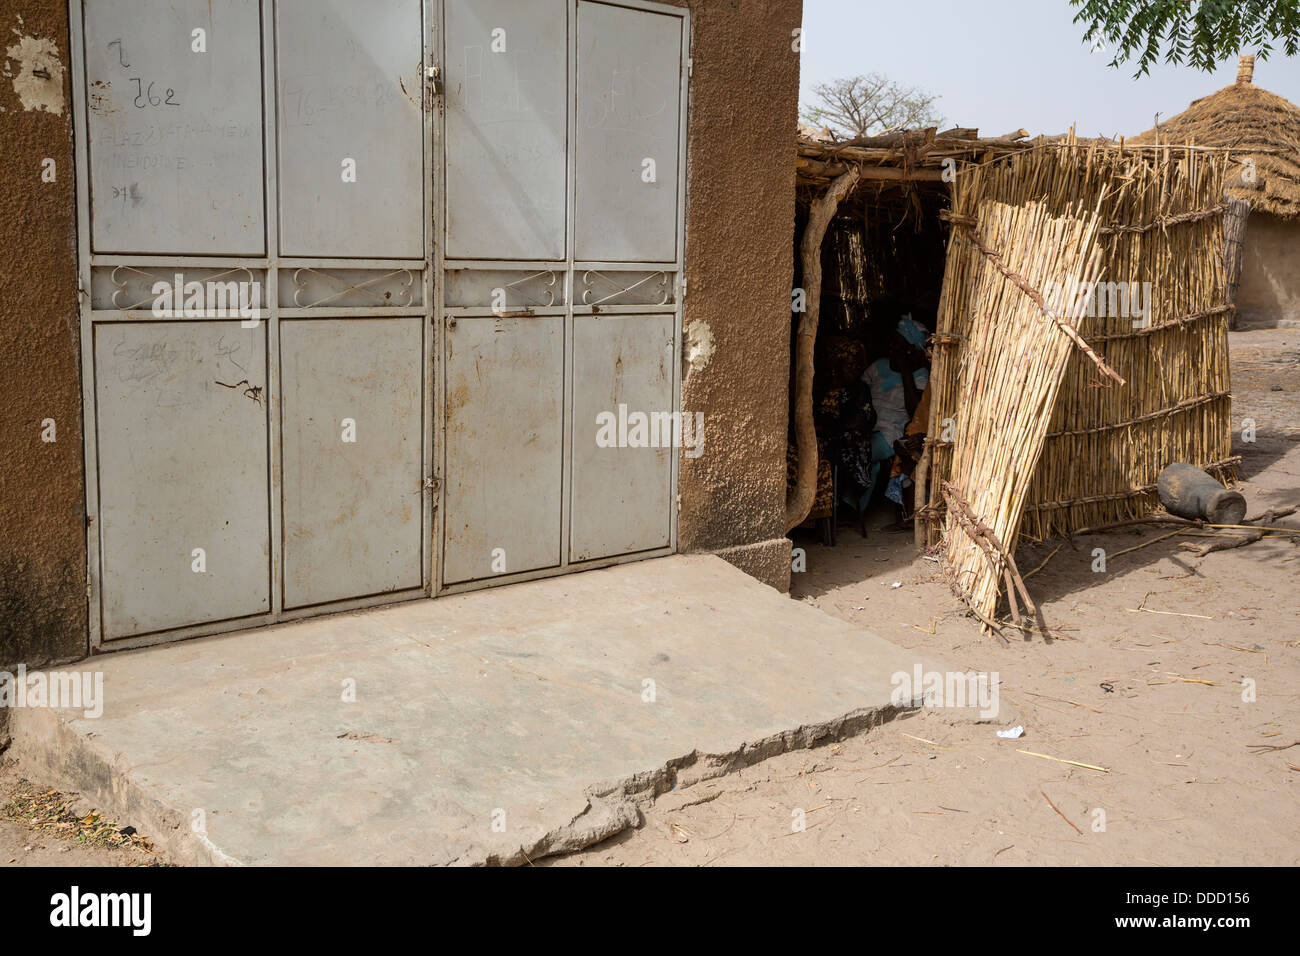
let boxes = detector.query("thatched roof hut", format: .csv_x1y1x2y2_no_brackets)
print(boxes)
1131,55,1300,219
1130,56,1300,329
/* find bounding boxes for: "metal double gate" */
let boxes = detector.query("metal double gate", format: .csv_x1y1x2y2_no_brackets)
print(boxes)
72,0,688,650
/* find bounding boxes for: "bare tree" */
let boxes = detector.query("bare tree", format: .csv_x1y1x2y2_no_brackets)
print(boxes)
802,73,945,141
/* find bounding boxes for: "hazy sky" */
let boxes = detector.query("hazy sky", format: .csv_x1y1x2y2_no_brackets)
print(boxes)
799,0,1300,138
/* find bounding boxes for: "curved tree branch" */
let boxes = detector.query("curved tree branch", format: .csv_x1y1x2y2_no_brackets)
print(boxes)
785,166,860,533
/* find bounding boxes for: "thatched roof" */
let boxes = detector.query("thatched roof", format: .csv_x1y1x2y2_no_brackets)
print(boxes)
1130,56,1300,219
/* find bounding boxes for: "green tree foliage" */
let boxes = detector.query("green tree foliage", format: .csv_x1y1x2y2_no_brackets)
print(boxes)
1074,0,1300,75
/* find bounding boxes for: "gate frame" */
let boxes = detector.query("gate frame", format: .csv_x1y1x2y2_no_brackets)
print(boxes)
70,0,439,652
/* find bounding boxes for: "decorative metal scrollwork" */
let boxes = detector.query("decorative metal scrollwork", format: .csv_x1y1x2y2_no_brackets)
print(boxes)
504,270,558,307
291,268,416,308
109,264,256,313
580,270,671,306
109,265,150,311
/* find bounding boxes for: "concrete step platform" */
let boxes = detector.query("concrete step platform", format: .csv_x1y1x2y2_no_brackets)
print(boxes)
7,555,965,865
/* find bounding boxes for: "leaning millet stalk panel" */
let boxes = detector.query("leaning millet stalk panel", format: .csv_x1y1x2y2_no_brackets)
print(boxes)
939,200,1106,631
925,142,1237,557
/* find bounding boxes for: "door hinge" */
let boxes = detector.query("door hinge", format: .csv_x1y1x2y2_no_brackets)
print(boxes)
687,58,693,79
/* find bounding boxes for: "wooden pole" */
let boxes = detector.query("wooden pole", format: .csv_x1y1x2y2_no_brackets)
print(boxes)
786,166,860,533
794,158,945,182
1222,197,1249,328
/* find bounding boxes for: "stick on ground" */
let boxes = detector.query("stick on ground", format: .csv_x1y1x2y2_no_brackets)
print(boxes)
1040,789,1084,835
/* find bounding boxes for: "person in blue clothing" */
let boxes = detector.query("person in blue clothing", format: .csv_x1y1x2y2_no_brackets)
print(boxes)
860,314,930,526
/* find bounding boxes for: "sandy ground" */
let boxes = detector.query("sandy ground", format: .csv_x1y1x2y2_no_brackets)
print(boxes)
0,762,164,867
551,328,1300,866
3,330,1296,867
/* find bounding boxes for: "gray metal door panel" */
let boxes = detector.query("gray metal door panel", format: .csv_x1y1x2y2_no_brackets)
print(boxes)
276,0,424,259
280,319,424,608
94,322,271,638
443,316,564,583
570,314,674,561
574,1,681,262
82,0,266,255
443,0,568,260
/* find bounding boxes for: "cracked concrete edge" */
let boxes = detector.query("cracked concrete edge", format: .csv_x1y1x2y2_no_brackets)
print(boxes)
13,696,908,867
9,691,1004,867
479,701,922,867
7,682,1015,868
479,686,1021,866
9,692,1003,867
